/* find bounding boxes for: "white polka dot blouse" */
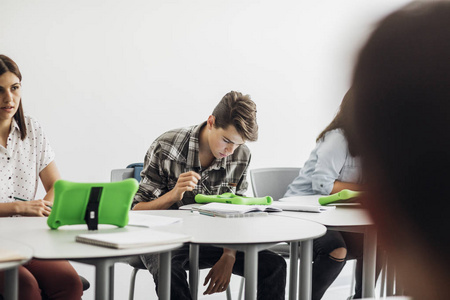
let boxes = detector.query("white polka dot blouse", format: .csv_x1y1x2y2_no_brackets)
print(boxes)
0,116,55,203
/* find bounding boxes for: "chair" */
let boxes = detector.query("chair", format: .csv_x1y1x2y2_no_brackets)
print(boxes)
111,163,148,300
248,167,302,254
111,163,233,300
247,167,359,299
250,167,301,201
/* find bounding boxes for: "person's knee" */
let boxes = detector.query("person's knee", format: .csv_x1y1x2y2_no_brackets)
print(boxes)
54,271,83,298
329,247,347,261
18,274,41,300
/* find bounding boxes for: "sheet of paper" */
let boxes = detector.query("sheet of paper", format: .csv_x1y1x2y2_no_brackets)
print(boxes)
279,195,361,207
128,212,182,228
278,195,324,205
270,201,335,213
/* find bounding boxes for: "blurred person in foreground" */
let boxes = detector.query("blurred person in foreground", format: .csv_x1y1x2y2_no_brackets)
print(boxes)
348,2,450,299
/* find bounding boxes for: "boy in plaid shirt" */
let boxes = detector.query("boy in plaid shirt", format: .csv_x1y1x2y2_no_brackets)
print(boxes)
133,91,286,299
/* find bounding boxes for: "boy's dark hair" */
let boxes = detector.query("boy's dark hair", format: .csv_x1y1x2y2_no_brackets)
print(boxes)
0,54,26,140
212,91,258,142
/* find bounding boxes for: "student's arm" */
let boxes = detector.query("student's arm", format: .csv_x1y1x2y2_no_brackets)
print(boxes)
0,201,50,217
331,181,364,194
0,162,58,217
203,248,237,295
39,161,60,204
133,171,200,210
311,130,351,194
235,151,251,195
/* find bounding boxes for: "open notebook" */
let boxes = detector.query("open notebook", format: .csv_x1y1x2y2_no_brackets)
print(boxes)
76,229,190,249
193,202,280,218
193,200,335,217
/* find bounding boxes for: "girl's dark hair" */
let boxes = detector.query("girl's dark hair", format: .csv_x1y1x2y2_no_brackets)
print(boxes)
0,55,26,140
316,88,355,144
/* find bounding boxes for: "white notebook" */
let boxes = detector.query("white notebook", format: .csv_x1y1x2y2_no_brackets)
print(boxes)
193,202,281,218
270,201,335,213
76,229,190,249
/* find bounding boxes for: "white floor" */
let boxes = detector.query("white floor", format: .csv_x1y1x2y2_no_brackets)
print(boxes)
73,258,360,300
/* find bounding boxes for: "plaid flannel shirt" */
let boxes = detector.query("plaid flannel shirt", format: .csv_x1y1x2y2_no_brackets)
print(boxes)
133,122,251,209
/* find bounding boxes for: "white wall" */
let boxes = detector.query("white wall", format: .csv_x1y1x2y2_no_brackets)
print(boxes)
1,0,411,196
2,1,412,299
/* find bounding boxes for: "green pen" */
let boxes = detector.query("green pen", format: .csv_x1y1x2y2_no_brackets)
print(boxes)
14,196,52,209
13,196,29,202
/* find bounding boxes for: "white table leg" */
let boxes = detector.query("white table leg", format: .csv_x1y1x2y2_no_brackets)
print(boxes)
189,244,200,300
109,265,115,300
244,246,258,300
95,260,110,300
4,267,18,300
299,239,313,300
289,241,299,300
362,225,377,298
159,251,172,300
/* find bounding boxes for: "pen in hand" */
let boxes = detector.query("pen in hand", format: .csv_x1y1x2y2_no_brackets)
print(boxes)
14,196,52,209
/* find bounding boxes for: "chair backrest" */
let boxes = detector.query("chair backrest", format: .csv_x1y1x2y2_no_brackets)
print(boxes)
126,163,144,181
110,168,134,182
110,163,143,182
250,167,301,201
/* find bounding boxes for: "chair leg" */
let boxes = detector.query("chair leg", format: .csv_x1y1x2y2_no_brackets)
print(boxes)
349,260,357,297
379,250,388,298
386,259,395,296
226,285,232,300
129,268,140,300
237,277,245,300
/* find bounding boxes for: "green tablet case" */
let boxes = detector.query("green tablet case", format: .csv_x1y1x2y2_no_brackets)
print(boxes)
195,193,273,205
47,179,139,230
318,189,361,206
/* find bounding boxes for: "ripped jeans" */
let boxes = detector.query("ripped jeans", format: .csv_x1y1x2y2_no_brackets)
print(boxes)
312,230,382,300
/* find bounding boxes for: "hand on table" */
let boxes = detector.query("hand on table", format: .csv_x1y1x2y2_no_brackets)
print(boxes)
16,199,52,217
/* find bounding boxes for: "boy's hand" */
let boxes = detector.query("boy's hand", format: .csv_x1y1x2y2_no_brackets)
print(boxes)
171,171,201,202
203,249,236,295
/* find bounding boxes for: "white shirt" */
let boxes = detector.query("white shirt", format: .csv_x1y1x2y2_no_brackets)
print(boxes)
0,116,55,202
285,129,362,196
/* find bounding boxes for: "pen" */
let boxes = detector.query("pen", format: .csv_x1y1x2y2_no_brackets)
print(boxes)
13,196,29,202
14,196,52,209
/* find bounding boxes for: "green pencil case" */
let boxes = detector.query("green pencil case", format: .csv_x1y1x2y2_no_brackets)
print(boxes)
195,193,273,205
318,189,361,206
47,179,139,230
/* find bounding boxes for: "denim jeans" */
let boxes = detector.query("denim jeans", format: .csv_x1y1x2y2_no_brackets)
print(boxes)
141,244,286,300
312,230,382,300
